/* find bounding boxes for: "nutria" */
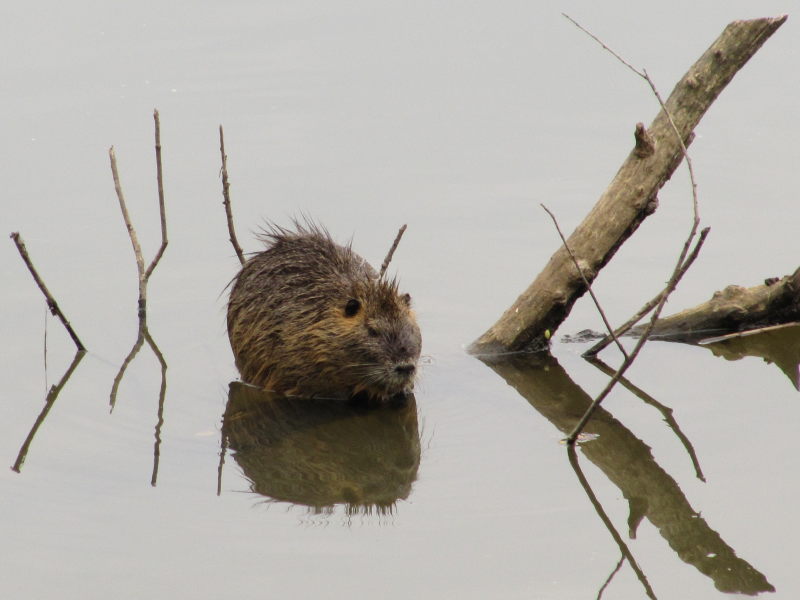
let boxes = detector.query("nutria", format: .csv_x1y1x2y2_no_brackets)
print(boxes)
227,222,421,402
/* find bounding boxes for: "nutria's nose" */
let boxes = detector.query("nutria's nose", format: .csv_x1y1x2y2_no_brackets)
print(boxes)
394,363,416,376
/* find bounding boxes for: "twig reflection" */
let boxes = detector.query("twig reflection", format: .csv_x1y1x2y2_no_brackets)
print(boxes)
567,445,656,599
597,555,625,600
109,319,146,411
12,349,86,472
478,352,774,595
216,426,228,497
700,323,800,391
146,328,168,487
107,110,170,485
586,356,705,482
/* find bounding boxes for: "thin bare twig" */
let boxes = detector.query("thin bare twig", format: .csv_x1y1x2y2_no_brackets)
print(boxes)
563,13,700,227
145,109,169,280
562,16,706,443
109,146,147,316
584,227,710,357
567,230,708,444
10,232,86,351
379,224,407,279
541,204,628,360
108,111,170,414
219,125,245,266
562,14,641,76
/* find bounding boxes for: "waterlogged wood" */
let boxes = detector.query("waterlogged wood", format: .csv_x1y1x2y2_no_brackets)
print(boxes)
635,267,800,342
469,16,787,355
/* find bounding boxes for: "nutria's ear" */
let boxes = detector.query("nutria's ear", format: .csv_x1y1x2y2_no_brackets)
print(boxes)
400,293,412,307
344,298,361,317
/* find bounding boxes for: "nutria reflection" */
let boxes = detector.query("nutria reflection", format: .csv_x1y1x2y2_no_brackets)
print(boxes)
227,223,422,403
222,382,421,513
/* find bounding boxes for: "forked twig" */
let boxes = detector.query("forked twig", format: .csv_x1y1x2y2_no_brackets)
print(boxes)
584,228,710,357
563,12,700,247
219,125,245,266
108,110,170,416
108,110,169,317
567,224,708,444
540,204,627,360
562,15,706,443
379,224,407,279
10,232,86,351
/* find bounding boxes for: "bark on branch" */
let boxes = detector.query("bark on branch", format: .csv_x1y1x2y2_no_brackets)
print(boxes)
469,16,787,355
635,267,800,342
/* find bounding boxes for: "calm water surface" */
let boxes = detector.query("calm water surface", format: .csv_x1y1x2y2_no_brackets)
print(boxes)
3,2,799,598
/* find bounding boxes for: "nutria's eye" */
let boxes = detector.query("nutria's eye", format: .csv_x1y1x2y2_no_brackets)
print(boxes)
344,298,361,317
400,293,411,307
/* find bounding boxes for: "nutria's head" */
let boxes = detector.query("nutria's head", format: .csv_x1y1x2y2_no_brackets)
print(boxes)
227,223,421,402
325,275,421,401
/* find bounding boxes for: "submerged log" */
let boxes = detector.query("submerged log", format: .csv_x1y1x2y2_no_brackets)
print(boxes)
635,267,800,342
469,16,787,355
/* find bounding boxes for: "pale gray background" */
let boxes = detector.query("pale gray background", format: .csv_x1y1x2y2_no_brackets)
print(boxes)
2,2,798,598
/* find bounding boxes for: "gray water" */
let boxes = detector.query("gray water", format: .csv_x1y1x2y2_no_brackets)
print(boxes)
3,2,799,598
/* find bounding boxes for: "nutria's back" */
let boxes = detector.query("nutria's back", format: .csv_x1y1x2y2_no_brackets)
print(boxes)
227,223,421,401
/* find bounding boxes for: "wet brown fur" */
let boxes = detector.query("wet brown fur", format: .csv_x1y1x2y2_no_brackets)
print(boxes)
227,222,421,401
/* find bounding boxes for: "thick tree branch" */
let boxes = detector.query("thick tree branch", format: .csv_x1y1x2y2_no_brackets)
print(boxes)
634,267,800,342
469,16,787,355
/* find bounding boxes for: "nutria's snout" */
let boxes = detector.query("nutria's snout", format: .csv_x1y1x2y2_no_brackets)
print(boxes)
226,222,422,403
395,363,416,376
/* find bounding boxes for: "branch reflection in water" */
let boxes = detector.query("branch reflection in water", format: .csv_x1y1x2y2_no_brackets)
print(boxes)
699,322,800,391
567,445,656,599
476,351,774,596
220,382,421,517
586,356,705,482
106,109,170,486
11,348,86,473
108,317,168,487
